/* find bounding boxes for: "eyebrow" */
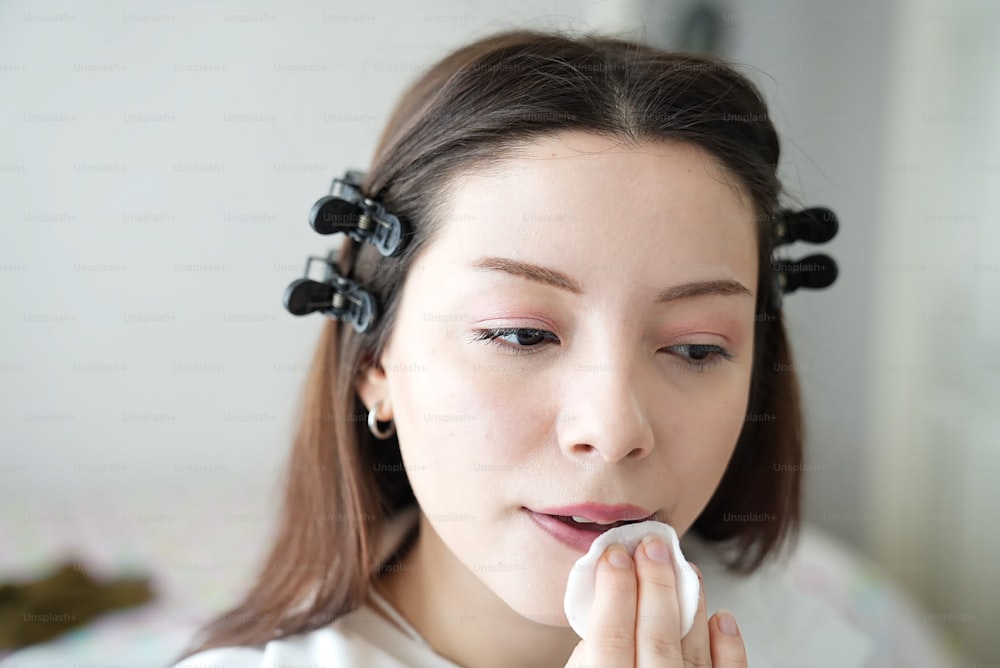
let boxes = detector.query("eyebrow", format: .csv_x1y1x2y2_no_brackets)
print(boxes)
470,256,753,303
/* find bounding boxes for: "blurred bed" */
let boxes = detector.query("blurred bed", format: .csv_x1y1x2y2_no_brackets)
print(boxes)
0,486,273,666
0,488,969,667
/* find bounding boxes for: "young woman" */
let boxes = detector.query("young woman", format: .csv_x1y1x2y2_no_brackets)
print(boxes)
173,29,865,667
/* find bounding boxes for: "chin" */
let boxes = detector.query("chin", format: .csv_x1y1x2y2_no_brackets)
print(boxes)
479,564,575,629
504,594,572,628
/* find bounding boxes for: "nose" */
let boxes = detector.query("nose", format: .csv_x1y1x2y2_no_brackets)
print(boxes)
556,342,655,464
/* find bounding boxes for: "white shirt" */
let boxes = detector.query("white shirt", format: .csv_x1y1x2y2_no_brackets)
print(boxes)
173,506,874,667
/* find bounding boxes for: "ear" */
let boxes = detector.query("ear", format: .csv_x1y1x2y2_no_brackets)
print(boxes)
354,355,390,416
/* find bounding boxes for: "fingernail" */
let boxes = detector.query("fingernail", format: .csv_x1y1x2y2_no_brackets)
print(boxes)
606,545,632,569
689,561,703,582
717,609,739,636
641,534,672,563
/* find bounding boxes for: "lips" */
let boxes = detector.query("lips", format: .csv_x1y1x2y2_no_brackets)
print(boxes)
524,503,658,552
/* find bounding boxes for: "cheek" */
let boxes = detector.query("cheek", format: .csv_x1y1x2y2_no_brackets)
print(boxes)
667,378,751,529
387,326,545,492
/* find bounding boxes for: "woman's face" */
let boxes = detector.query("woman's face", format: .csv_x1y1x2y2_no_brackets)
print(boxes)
357,130,758,626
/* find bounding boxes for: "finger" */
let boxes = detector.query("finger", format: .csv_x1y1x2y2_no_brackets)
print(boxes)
710,608,749,668
679,562,711,666
580,544,637,667
634,535,683,666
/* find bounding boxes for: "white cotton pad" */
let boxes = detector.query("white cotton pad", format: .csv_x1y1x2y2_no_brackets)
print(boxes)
563,521,700,639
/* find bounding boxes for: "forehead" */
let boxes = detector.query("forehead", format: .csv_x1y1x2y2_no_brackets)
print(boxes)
428,131,757,289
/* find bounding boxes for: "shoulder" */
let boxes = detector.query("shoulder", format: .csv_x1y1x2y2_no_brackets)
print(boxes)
170,627,370,667
734,570,873,667
681,529,875,668
171,619,452,668
171,646,264,668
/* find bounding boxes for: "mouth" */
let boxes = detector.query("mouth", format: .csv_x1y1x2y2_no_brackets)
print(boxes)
522,506,659,552
546,514,652,532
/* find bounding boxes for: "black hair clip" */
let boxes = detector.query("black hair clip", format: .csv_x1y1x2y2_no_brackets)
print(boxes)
308,170,407,257
774,207,838,247
282,169,409,331
282,250,377,333
773,254,838,294
771,206,840,308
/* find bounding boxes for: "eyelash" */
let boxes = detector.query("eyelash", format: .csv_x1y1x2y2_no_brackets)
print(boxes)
470,328,734,372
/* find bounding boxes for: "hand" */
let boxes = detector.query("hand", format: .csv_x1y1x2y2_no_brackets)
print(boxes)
564,537,748,667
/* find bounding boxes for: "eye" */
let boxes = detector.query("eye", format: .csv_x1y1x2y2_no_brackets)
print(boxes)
665,344,734,372
470,328,558,356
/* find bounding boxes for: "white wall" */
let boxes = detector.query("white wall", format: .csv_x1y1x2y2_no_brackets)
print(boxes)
0,0,643,502
3,0,889,516
866,0,1000,660
638,0,998,661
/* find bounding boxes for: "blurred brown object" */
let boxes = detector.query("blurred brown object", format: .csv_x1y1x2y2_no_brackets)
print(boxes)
0,559,154,650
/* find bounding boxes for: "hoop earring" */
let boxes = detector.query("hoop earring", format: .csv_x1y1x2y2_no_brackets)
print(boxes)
368,400,395,440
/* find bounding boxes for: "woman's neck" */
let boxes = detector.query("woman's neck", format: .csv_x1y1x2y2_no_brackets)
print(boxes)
374,512,580,668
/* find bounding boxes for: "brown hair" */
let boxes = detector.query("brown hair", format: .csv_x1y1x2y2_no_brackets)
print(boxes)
175,27,803,660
